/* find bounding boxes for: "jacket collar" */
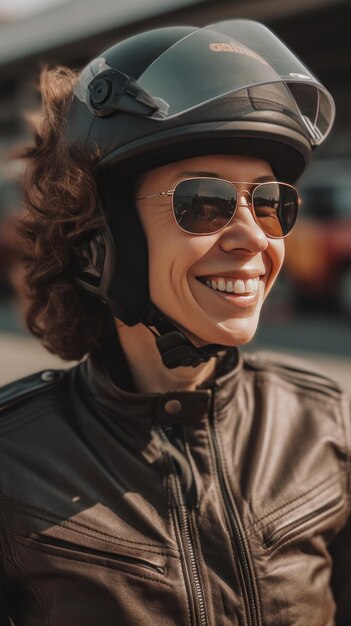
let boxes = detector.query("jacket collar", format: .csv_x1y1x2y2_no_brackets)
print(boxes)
79,348,243,427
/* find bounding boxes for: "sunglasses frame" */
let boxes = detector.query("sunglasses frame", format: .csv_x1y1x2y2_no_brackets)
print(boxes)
136,177,300,239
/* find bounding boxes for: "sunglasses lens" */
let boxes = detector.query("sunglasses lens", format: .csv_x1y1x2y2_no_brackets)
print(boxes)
172,179,298,237
173,178,236,234
253,183,298,237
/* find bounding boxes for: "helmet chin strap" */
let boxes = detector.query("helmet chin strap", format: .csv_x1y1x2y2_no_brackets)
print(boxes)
95,301,233,384
143,304,229,369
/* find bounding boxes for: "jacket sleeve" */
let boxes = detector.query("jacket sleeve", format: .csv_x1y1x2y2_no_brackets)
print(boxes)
328,396,351,626
329,509,351,625
0,550,10,626
0,590,10,626
0,504,10,624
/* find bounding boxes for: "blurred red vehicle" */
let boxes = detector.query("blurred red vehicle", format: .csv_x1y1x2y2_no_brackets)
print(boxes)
0,213,18,285
0,164,23,295
284,159,351,315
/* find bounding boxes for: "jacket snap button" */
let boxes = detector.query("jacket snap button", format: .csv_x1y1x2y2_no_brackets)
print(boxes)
164,399,182,415
41,371,57,382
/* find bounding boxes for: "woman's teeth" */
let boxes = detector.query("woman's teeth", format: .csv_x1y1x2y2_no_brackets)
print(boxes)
204,277,260,294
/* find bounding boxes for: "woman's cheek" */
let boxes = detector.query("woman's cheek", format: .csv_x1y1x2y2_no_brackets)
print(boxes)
264,240,285,298
148,244,192,312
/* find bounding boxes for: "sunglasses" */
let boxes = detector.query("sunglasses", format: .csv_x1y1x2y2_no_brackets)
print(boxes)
136,177,300,238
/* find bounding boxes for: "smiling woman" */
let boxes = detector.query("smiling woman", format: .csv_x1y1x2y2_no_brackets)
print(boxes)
0,18,350,626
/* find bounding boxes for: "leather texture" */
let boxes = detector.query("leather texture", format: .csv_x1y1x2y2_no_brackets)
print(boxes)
0,350,350,626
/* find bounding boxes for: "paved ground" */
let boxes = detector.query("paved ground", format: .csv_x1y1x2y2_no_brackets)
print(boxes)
0,333,77,386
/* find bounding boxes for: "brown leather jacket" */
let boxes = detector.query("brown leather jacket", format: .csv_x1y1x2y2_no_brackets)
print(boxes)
0,350,350,626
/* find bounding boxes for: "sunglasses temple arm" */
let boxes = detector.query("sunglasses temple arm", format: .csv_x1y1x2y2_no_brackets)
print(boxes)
136,191,174,201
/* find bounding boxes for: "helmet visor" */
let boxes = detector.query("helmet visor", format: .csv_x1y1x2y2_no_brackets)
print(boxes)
137,20,335,145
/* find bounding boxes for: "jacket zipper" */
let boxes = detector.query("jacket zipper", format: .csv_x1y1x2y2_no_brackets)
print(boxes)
157,425,208,626
207,387,260,626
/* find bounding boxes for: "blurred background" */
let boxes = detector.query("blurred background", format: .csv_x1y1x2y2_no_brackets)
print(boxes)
0,0,350,388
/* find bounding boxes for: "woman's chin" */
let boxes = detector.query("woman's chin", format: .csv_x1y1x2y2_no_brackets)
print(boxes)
181,317,259,348
218,316,260,343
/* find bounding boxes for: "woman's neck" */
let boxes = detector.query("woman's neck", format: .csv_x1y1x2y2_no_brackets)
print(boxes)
116,320,217,394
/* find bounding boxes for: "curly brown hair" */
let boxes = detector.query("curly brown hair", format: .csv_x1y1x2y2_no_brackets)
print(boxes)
17,66,109,361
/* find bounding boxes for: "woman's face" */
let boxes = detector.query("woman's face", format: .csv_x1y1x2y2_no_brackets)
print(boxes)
135,154,285,347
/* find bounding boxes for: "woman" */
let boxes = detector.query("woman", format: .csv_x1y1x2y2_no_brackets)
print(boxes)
0,20,350,626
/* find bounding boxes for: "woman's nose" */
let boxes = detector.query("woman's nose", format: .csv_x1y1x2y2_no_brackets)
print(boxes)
219,191,269,253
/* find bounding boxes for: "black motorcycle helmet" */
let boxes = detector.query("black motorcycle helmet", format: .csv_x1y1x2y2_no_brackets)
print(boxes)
66,20,335,368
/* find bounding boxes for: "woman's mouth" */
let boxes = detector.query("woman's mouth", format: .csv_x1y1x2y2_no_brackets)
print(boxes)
197,276,260,295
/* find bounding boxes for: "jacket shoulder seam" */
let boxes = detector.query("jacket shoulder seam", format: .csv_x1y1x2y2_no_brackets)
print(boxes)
244,351,343,397
0,369,67,415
